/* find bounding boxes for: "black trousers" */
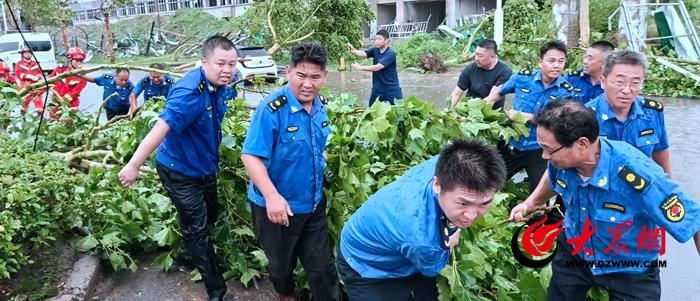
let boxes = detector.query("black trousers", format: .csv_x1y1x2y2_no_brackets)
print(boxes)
337,247,438,301
106,107,129,120
368,90,397,106
156,164,226,299
498,142,548,193
548,233,661,301
251,199,339,300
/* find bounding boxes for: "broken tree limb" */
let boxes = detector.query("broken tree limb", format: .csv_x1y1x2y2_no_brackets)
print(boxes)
18,65,184,98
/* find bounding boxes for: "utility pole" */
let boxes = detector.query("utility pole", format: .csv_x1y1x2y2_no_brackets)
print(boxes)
494,0,503,45
1,1,8,33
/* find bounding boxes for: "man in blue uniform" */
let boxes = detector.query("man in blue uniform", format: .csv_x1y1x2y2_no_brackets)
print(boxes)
338,139,507,301
240,43,338,301
510,100,700,300
117,36,238,301
566,40,614,103
129,63,175,108
484,40,575,192
585,50,671,176
82,68,134,120
348,29,403,106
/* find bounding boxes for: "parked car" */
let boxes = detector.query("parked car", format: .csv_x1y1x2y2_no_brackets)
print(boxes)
194,45,277,81
0,32,58,74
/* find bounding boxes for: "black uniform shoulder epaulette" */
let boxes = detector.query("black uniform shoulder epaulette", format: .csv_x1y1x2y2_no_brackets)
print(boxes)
561,81,573,91
568,69,583,76
196,80,206,95
518,69,533,76
103,74,113,79
142,77,149,84
268,96,287,112
166,77,174,84
642,98,664,112
319,95,328,105
618,166,649,193
127,83,134,90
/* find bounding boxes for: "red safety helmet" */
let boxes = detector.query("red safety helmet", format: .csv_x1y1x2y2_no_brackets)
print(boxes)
66,47,86,61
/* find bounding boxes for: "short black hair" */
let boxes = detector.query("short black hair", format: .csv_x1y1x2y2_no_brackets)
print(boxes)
376,29,390,39
539,40,567,59
477,39,498,55
149,63,165,70
591,40,615,53
435,138,506,194
202,35,236,59
534,99,599,147
115,67,129,75
289,42,328,70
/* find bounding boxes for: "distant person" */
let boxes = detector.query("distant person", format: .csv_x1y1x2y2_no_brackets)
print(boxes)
450,39,512,109
348,29,403,106
82,68,135,120
566,40,615,103
129,63,175,108
16,46,45,115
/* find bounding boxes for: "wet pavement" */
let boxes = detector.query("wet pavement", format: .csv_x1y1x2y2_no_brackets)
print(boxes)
77,68,699,300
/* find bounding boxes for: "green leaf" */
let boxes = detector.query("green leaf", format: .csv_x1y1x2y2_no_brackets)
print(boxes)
154,252,174,272
408,129,424,140
109,252,127,270
76,235,99,250
153,227,173,247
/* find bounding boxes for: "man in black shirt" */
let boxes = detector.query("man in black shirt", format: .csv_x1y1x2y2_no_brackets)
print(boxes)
450,39,513,110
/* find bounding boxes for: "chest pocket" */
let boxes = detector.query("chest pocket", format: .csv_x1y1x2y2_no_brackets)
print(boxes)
593,196,635,241
633,123,660,156
513,88,536,113
195,111,213,135
279,128,309,161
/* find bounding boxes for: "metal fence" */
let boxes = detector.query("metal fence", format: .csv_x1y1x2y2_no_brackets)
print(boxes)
377,15,431,38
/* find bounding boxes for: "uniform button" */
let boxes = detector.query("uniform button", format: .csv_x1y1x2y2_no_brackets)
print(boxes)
170,164,174,167
292,136,296,140
646,141,650,144
610,216,616,222
581,207,586,211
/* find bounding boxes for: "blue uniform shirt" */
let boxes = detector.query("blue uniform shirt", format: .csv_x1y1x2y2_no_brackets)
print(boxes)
340,157,455,279
499,70,575,150
365,47,403,99
565,68,603,103
549,138,700,275
586,95,669,157
156,67,233,178
94,73,134,112
132,74,175,102
242,85,331,214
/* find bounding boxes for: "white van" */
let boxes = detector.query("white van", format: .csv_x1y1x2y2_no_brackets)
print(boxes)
0,32,58,74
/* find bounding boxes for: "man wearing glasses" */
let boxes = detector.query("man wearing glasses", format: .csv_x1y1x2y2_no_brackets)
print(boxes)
585,51,671,176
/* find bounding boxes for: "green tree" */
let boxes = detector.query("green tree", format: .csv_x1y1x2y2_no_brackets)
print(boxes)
99,0,134,63
233,0,374,61
15,0,73,31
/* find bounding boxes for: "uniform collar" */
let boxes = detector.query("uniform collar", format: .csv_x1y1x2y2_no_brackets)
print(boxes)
588,138,612,190
534,70,565,87
283,85,324,114
596,94,644,122
199,67,218,94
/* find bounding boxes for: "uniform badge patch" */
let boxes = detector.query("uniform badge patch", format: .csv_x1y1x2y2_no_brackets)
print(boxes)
556,179,567,189
549,95,557,100
618,166,649,193
562,82,573,90
643,98,664,111
574,87,583,92
520,88,530,93
660,194,685,222
322,121,329,127
287,126,298,132
518,70,532,76
603,202,625,213
640,129,654,137
206,105,212,111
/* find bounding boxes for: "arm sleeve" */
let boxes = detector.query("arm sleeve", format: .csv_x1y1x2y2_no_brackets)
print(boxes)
132,79,145,96
456,65,471,91
158,85,201,133
66,80,87,99
94,74,110,87
241,104,279,159
399,244,449,277
14,64,25,80
653,112,670,152
499,74,519,96
641,175,700,243
364,48,375,58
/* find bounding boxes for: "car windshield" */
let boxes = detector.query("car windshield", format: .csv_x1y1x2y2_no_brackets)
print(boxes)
0,42,18,52
238,48,268,57
27,41,52,52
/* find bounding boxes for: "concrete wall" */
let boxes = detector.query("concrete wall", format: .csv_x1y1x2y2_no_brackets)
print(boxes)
377,3,397,25
405,1,446,32
457,0,496,16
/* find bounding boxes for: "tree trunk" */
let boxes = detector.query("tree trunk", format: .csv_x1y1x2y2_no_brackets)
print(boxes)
104,10,115,64
60,20,69,53
579,0,590,46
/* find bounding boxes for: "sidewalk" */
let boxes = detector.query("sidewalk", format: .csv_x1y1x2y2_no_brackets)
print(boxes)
91,252,277,301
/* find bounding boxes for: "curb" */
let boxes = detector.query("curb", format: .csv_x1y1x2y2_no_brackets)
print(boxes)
48,253,100,301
